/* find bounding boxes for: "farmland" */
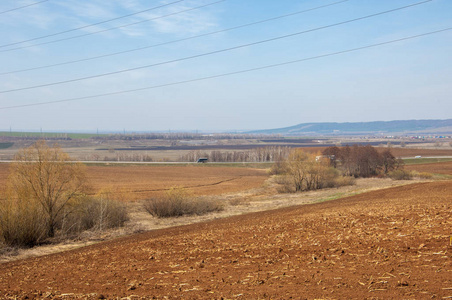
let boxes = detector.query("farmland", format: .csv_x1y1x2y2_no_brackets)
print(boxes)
0,138,451,298
1,134,452,162
0,180,450,299
0,163,269,201
85,165,269,199
405,160,452,176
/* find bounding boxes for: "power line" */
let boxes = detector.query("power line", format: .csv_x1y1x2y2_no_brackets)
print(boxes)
0,0,49,15
0,0,183,48
0,0,227,52
0,0,433,94
0,0,349,76
1,27,450,110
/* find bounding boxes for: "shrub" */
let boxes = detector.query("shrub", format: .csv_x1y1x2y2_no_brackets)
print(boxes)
274,173,355,194
0,197,47,247
333,176,356,187
388,169,413,180
418,172,433,179
0,142,128,248
61,197,129,235
0,195,129,247
318,167,342,189
143,187,223,218
269,160,288,175
273,175,296,193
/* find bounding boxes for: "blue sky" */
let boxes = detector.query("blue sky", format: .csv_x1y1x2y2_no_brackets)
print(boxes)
0,0,451,132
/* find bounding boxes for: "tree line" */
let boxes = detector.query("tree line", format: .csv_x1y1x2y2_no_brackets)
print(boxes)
322,145,402,177
179,146,291,163
271,145,403,193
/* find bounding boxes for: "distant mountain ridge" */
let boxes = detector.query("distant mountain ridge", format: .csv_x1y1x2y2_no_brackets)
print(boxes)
249,119,452,136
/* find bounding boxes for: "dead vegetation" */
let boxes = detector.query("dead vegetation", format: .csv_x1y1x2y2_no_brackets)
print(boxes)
143,187,223,218
0,143,451,298
0,180,450,299
0,142,129,248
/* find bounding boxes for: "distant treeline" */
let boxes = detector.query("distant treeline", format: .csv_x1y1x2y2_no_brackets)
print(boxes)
0,135,72,141
92,133,282,141
179,146,292,163
2,132,283,141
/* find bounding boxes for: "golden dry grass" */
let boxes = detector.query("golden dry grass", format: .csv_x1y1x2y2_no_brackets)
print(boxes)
0,180,450,299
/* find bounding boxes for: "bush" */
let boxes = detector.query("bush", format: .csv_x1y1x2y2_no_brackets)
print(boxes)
332,176,356,187
143,187,223,218
418,172,433,179
274,171,355,194
388,169,413,180
272,175,295,193
269,160,288,175
0,196,129,247
61,197,129,235
318,168,342,189
0,198,46,247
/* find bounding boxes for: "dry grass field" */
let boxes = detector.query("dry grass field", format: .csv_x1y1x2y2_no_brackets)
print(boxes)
0,180,450,299
0,163,269,201
405,161,452,175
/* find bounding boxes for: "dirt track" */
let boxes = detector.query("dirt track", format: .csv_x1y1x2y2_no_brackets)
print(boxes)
0,180,450,299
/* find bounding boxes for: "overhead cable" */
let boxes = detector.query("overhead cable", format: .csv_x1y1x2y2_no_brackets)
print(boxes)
0,27,450,110
0,0,183,48
0,0,49,15
1,0,349,75
0,0,433,94
0,0,226,52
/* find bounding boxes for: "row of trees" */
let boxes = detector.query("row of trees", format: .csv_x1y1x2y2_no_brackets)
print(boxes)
179,146,292,163
322,145,402,177
93,133,282,141
272,145,402,193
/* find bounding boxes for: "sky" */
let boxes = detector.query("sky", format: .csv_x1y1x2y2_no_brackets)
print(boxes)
0,0,451,132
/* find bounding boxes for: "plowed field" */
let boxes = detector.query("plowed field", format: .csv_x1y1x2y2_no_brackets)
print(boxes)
387,147,452,157
0,180,451,299
0,164,268,200
406,161,452,175
85,165,268,200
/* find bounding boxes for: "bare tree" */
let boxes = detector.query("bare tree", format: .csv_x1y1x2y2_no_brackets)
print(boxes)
286,150,332,192
323,145,399,177
8,141,87,237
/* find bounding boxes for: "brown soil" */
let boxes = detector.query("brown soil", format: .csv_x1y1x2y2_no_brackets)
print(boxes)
292,146,452,157
0,180,450,299
85,165,268,200
386,147,452,157
0,164,269,201
405,161,452,175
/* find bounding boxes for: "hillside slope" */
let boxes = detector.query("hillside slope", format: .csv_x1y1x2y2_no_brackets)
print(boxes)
250,119,452,135
0,181,451,299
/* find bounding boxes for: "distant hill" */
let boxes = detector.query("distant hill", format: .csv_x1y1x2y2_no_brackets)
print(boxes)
249,119,452,136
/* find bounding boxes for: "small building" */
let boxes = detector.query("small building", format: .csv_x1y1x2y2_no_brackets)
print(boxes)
197,158,208,163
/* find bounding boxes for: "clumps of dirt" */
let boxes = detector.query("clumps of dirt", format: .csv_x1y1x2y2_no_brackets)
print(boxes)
0,180,451,299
